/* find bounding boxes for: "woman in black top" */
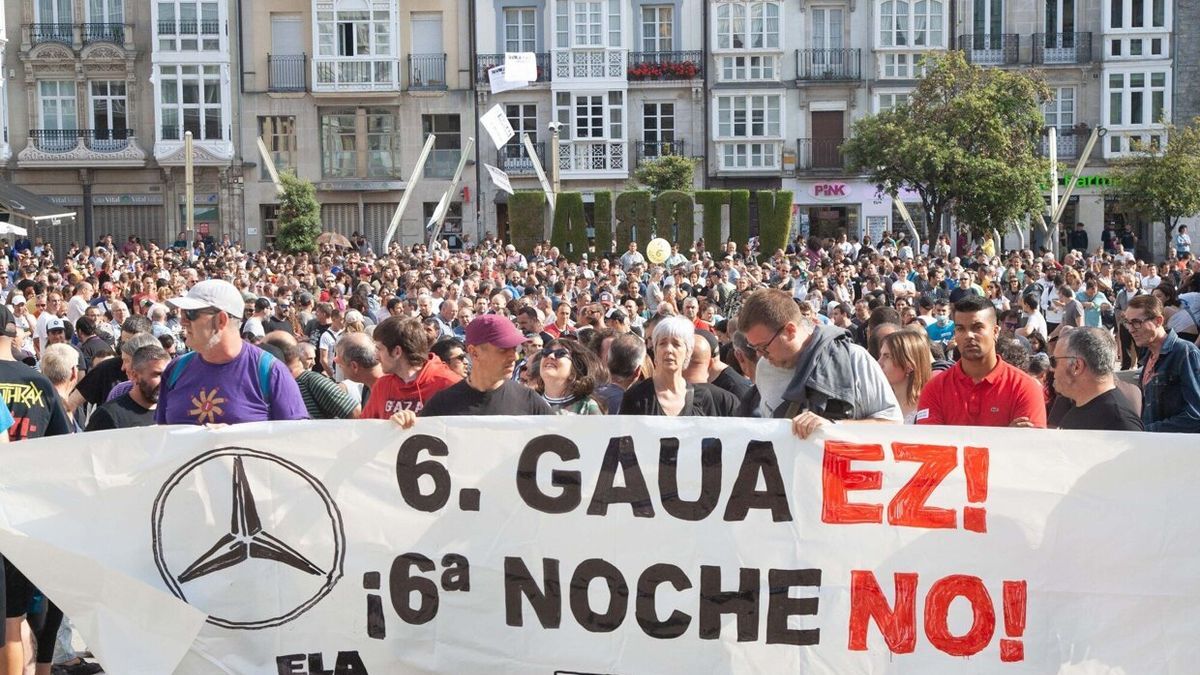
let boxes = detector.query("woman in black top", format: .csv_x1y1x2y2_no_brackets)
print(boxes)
619,316,737,416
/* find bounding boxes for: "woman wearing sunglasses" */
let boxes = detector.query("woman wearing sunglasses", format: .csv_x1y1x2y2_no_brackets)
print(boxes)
536,339,604,415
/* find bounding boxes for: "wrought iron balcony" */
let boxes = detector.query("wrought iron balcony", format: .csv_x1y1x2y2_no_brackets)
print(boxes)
795,48,862,81
82,23,124,45
474,53,550,84
30,23,74,45
796,138,847,170
408,53,447,91
1040,128,1081,159
497,142,544,175
635,140,687,165
268,54,307,92
84,128,133,151
960,34,1019,65
30,129,81,152
20,128,146,166
30,129,133,153
627,51,703,81
1033,32,1092,64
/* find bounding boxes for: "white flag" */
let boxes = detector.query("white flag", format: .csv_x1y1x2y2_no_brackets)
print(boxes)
484,164,514,195
480,104,516,150
488,65,526,94
504,52,538,82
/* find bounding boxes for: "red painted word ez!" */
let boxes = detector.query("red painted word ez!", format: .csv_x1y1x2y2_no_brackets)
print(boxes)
822,441,990,533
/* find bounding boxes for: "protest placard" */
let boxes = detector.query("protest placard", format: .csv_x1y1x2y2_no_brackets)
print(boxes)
0,419,1194,674
484,164,513,195
480,104,515,150
487,65,525,94
504,52,538,82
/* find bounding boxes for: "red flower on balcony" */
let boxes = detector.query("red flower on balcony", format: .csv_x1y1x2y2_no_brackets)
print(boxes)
627,59,700,80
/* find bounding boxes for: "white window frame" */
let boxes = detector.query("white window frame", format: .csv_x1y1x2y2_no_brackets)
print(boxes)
258,115,296,178
315,8,393,58
1043,86,1076,129
1104,0,1169,30
714,92,783,170
87,0,124,23
715,1,781,51
555,90,625,141
642,102,675,146
39,81,77,131
874,90,912,113
157,64,225,142
89,81,127,133
877,0,945,48
811,7,844,52
555,0,623,48
641,5,673,52
504,7,537,52
36,0,73,24
1102,67,1170,156
155,1,221,52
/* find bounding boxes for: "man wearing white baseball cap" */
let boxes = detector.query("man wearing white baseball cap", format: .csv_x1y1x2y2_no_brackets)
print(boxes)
158,279,307,425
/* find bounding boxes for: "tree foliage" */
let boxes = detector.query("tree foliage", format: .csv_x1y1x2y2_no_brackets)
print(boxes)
842,51,1051,241
633,155,697,195
1108,118,1200,253
275,172,322,254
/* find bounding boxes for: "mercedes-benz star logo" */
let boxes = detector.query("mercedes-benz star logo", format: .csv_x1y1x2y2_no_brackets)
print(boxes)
151,447,345,630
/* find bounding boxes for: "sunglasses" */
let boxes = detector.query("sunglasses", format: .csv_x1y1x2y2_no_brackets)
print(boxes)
541,347,570,360
182,307,222,321
1048,355,1081,368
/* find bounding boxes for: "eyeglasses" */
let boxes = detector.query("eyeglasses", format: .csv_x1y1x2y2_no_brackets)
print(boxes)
1048,355,1081,369
447,353,468,363
182,308,222,321
1126,316,1155,329
541,347,570,360
749,324,786,356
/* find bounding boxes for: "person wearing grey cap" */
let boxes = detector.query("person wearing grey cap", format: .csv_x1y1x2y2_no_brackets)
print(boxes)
157,279,307,425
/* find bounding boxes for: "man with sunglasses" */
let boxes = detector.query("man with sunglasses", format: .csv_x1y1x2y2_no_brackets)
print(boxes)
737,289,901,438
1125,294,1200,433
1041,327,1142,431
158,279,307,425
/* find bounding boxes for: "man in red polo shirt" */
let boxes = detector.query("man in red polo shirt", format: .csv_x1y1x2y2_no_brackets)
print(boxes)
916,295,1047,427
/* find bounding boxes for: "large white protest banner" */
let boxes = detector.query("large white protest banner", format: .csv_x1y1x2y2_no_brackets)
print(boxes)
0,418,1196,674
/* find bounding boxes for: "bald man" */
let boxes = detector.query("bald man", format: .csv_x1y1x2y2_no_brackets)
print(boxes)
685,330,754,400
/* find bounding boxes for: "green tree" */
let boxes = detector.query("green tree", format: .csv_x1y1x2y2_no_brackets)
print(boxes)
633,155,697,195
1108,118,1200,256
274,171,322,254
842,51,1051,242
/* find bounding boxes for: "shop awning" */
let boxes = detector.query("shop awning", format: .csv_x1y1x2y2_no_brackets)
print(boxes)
0,181,76,224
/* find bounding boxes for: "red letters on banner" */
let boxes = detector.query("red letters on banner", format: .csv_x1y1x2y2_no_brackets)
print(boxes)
822,442,991,533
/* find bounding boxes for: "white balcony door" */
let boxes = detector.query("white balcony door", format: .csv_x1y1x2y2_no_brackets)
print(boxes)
87,0,123,23
973,0,1003,47
504,8,536,52
1044,0,1075,47
90,81,127,135
36,0,72,23
39,80,77,151
811,8,844,65
641,5,673,53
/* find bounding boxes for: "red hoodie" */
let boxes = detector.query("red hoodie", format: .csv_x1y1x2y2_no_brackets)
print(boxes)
362,355,461,418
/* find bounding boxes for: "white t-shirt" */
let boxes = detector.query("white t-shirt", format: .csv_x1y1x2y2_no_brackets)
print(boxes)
891,279,916,298
1023,311,1048,341
319,327,345,381
66,295,89,324
754,358,793,417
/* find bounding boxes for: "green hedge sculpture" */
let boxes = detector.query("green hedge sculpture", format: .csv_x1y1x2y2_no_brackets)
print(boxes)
653,190,694,244
694,190,729,252
549,191,588,260
593,191,613,256
728,190,750,249
757,190,794,255
614,191,652,252
508,191,546,255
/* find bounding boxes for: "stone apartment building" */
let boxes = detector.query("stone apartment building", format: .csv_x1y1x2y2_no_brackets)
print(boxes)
0,0,1193,253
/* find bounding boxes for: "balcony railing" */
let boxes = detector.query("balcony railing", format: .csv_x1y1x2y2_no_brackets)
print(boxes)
627,51,703,81
1033,32,1092,64
795,48,862,81
157,20,220,35
796,138,846,170
314,57,398,91
1040,129,1080,159
268,54,307,92
408,53,447,90
497,142,545,175
30,129,133,153
424,148,460,177
960,34,1019,65
635,140,687,165
554,48,626,80
82,22,124,45
474,53,550,84
559,141,627,173
30,23,74,45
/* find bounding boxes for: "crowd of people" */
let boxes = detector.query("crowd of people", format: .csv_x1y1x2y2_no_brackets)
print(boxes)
0,224,1197,673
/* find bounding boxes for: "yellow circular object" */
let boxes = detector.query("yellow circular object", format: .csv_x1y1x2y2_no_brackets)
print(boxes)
646,238,671,264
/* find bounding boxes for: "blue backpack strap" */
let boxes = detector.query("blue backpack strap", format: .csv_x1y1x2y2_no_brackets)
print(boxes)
165,352,199,392
257,351,275,407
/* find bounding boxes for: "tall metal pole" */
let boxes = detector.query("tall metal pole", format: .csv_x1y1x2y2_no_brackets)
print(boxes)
550,125,561,195
184,131,195,238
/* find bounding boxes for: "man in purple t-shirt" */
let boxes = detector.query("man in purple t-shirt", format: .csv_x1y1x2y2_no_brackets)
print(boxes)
159,279,307,425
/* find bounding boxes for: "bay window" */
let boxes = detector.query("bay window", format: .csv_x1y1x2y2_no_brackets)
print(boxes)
159,65,224,141
715,93,782,170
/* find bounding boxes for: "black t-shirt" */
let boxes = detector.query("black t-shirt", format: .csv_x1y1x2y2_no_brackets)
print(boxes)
73,355,126,405
85,393,155,431
1057,388,1144,431
419,379,553,416
0,359,69,440
263,316,294,336
618,379,739,417
78,335,110,369
712,367,755,401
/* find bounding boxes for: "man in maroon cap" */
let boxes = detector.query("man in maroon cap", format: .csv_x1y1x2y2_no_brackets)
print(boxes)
393,315,552,423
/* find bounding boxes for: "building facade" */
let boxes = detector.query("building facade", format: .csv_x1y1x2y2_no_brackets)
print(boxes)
0,0,1194,253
